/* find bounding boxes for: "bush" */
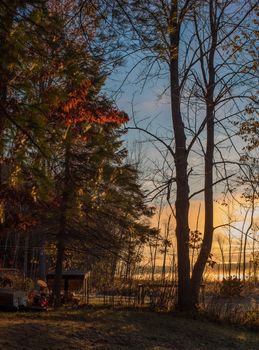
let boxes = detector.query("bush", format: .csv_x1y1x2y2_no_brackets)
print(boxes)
203,296,259,331
220,276,243,297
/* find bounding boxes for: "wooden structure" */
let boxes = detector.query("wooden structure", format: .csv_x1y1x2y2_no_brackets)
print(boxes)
46,270,90,304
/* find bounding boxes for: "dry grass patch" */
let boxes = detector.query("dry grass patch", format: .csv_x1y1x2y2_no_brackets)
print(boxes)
0,307,258,350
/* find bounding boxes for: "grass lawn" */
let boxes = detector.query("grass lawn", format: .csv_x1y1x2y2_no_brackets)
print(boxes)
0,307,258,350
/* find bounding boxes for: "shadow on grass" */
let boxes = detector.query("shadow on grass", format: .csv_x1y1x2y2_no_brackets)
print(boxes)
0,307,258,350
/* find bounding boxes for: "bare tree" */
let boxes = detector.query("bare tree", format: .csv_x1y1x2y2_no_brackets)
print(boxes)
112,0,258,310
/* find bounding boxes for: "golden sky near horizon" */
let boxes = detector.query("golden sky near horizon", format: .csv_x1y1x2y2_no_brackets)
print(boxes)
147,197,259,264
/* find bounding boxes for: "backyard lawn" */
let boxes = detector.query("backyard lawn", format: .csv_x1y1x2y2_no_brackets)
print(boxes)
0,307,258,350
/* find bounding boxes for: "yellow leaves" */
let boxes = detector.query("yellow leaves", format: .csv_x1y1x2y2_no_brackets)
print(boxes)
167,25,176,34
0,201,5,224
77,188,85,216
58,62,64,71
91,194,97,203
77,201,84,218
7,63,16,71
78,188,84,196
170,46,178,59
30,10,43,26
62,124,71,141
20,135,27,146
28,63,38,72
31,186,37,202
10,165,21,187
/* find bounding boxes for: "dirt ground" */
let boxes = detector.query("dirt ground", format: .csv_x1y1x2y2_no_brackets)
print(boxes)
0,307,258,350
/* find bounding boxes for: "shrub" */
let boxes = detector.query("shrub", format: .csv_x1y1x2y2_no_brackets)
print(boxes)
219,276,243,297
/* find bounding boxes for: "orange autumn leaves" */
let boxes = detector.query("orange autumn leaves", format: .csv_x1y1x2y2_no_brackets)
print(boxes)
58,80,128,126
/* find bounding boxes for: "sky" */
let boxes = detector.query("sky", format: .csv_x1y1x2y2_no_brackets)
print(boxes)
102,51,259,266
100,1,259,267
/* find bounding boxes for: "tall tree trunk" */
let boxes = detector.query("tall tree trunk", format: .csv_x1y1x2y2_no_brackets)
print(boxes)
53,142,71,306
169,0,191,310
53,238,65,306
191,0,217,306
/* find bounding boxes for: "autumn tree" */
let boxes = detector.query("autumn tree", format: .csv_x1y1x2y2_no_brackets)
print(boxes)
0,0,140,281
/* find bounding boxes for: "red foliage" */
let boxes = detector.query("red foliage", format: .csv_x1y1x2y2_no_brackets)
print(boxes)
57,80,128,126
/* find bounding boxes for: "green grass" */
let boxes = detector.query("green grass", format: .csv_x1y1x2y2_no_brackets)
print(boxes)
0,307,258,349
